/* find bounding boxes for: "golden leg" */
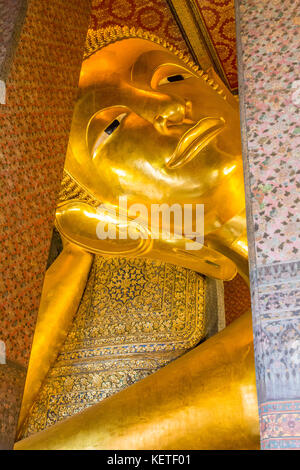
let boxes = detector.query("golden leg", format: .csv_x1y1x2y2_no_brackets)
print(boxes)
15,311,259,450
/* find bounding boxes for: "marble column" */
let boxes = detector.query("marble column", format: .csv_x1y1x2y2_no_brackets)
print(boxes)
235,0,300,449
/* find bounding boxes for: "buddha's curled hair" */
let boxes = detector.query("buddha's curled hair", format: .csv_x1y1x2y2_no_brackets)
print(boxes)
58,171,99,207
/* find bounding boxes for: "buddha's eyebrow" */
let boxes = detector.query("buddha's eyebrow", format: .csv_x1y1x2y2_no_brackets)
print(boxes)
80,82,125,114
131,50,184,85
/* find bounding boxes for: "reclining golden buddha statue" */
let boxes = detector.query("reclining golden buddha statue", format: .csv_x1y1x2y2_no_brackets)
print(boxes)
15,27,260,450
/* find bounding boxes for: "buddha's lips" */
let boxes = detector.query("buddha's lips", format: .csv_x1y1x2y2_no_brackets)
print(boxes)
166,117,225,169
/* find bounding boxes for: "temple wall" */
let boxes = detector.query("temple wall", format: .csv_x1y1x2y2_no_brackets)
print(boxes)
0,0,91,449
236,0,300,449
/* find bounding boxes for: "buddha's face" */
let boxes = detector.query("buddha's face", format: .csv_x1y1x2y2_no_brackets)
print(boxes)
66,38,245,233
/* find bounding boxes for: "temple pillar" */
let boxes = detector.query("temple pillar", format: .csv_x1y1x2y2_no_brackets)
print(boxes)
0,0,91,449
235,0,300,449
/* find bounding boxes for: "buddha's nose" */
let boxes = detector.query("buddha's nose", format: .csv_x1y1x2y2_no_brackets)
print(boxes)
153,100,189,135
131,86,188,135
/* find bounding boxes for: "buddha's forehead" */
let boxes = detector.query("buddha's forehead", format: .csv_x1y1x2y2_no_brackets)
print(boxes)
79,38,187,89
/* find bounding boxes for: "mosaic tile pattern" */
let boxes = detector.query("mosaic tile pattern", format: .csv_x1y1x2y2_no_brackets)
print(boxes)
260,401,300,450
251,261,300,403
0,0,91,449
237,0,300,267
236,0,300,449
0,0,91,367
0,362,26,449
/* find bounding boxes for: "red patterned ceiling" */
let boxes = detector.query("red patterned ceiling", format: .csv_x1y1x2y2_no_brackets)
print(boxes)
194,0,238,89
89,0,238,91
89,0,190,56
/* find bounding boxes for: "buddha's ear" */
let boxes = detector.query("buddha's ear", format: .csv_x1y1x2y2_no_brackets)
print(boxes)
55,200,153,256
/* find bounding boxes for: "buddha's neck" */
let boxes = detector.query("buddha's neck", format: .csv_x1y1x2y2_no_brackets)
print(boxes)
206,209,250,285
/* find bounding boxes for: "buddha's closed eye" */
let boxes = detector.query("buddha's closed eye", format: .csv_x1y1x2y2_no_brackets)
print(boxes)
104,119,121,135
91,112,127,159
156,71,193,87
151,65,194,89
164,74,184,83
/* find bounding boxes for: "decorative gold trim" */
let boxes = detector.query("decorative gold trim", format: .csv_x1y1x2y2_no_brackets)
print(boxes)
167,0,235,91
189,0,232,90
166,0,212,71
85,25,202,65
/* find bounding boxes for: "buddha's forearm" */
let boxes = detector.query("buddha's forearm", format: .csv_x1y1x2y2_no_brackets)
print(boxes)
17,244,93,436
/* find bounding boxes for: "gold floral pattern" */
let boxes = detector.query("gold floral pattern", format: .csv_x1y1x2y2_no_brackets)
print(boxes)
20,257,206,438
